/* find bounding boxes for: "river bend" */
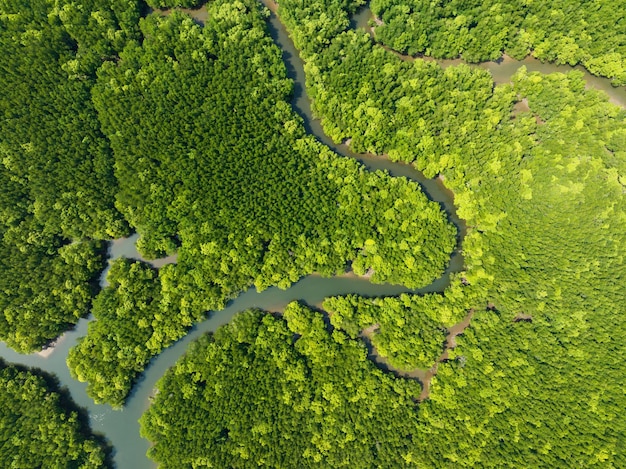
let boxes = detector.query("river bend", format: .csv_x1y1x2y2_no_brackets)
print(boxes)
1,3,624,468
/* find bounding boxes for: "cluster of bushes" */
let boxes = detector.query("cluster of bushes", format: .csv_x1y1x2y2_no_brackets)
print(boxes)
0,361,109,468
370,0,626,84
67,259,170,408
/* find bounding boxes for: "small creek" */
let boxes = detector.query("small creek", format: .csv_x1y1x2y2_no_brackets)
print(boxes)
352,6,626,107
0,3,624,468
360,309,475,401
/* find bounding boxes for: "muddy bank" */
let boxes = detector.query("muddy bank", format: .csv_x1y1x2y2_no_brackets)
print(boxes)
361,309,475,401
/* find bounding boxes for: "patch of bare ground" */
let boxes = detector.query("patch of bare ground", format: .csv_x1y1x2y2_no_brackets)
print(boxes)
512,97,544,125
36,334,67,358
512,97,531,115
513,313,533,323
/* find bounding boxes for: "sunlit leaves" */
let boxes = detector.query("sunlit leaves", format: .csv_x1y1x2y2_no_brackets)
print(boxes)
0,363,108,468
140,306,423,467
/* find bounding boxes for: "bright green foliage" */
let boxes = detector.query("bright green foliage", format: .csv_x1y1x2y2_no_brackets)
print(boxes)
140,304,423,468
67,259,178,408
274,0,626,465
333,167,457,287
303,30,499,159
276,0,364,58
324,284,471,370
370,0,626,84
0,363,109,468
146,0,202,8
414,308,626,467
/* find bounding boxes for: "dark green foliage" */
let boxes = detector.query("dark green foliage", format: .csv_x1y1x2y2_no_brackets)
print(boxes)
0,238,105,353
67,259,177,408
0,362,109,468
0,0,139,239
370,0,626,84
0,136,107,353
75,0,454,406
0,0,141,351
140,304,424,467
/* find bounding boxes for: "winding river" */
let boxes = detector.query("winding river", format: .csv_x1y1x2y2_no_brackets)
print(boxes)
1,3,625,468
351,6,626,107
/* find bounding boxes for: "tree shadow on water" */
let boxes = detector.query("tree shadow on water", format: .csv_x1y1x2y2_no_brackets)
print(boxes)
0,359,116,468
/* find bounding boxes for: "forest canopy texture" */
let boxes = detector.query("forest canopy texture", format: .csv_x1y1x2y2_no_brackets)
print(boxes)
140,305,424,468
272,0,626,465
66,0,455,407
0,0,625,467
0,362,108,468
0,0,140,351
369,0,626,84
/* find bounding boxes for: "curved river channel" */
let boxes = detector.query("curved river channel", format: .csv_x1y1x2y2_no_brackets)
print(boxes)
1,4,626,468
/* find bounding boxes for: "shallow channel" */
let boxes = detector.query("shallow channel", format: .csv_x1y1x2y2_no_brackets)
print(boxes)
0,3,624,468
352,5,626,107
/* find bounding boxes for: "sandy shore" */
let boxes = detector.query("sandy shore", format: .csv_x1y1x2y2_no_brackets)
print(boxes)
36,335,67,358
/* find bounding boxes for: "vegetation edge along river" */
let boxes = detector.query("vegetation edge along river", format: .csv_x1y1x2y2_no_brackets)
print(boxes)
0,3,463,466
1,1,625,467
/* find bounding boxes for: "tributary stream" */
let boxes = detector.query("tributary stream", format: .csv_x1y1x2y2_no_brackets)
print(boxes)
1,3,625,468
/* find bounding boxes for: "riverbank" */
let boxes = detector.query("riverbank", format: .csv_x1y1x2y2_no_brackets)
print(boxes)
36,335,66,358
360,309,475,401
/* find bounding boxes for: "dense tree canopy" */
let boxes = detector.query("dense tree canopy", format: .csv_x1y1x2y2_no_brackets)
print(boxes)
0,236,105,352
0,0,142,351
67,259,170,408
369,0,626,85
69,0,454,407
0,0,138,239
272,0,626,464
97,1,453,293
3,0,625,466
0,362,109,468
140,305,424,468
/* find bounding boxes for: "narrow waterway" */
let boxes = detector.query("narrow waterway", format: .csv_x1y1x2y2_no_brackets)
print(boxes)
352,6,626,107
1,3,624,468
0,9,464,466
360,308,475,401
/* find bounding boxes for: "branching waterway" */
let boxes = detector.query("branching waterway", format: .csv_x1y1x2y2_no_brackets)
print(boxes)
1,3,625,468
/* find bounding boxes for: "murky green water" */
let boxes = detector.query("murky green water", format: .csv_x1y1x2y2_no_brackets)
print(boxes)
0,3,623,468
